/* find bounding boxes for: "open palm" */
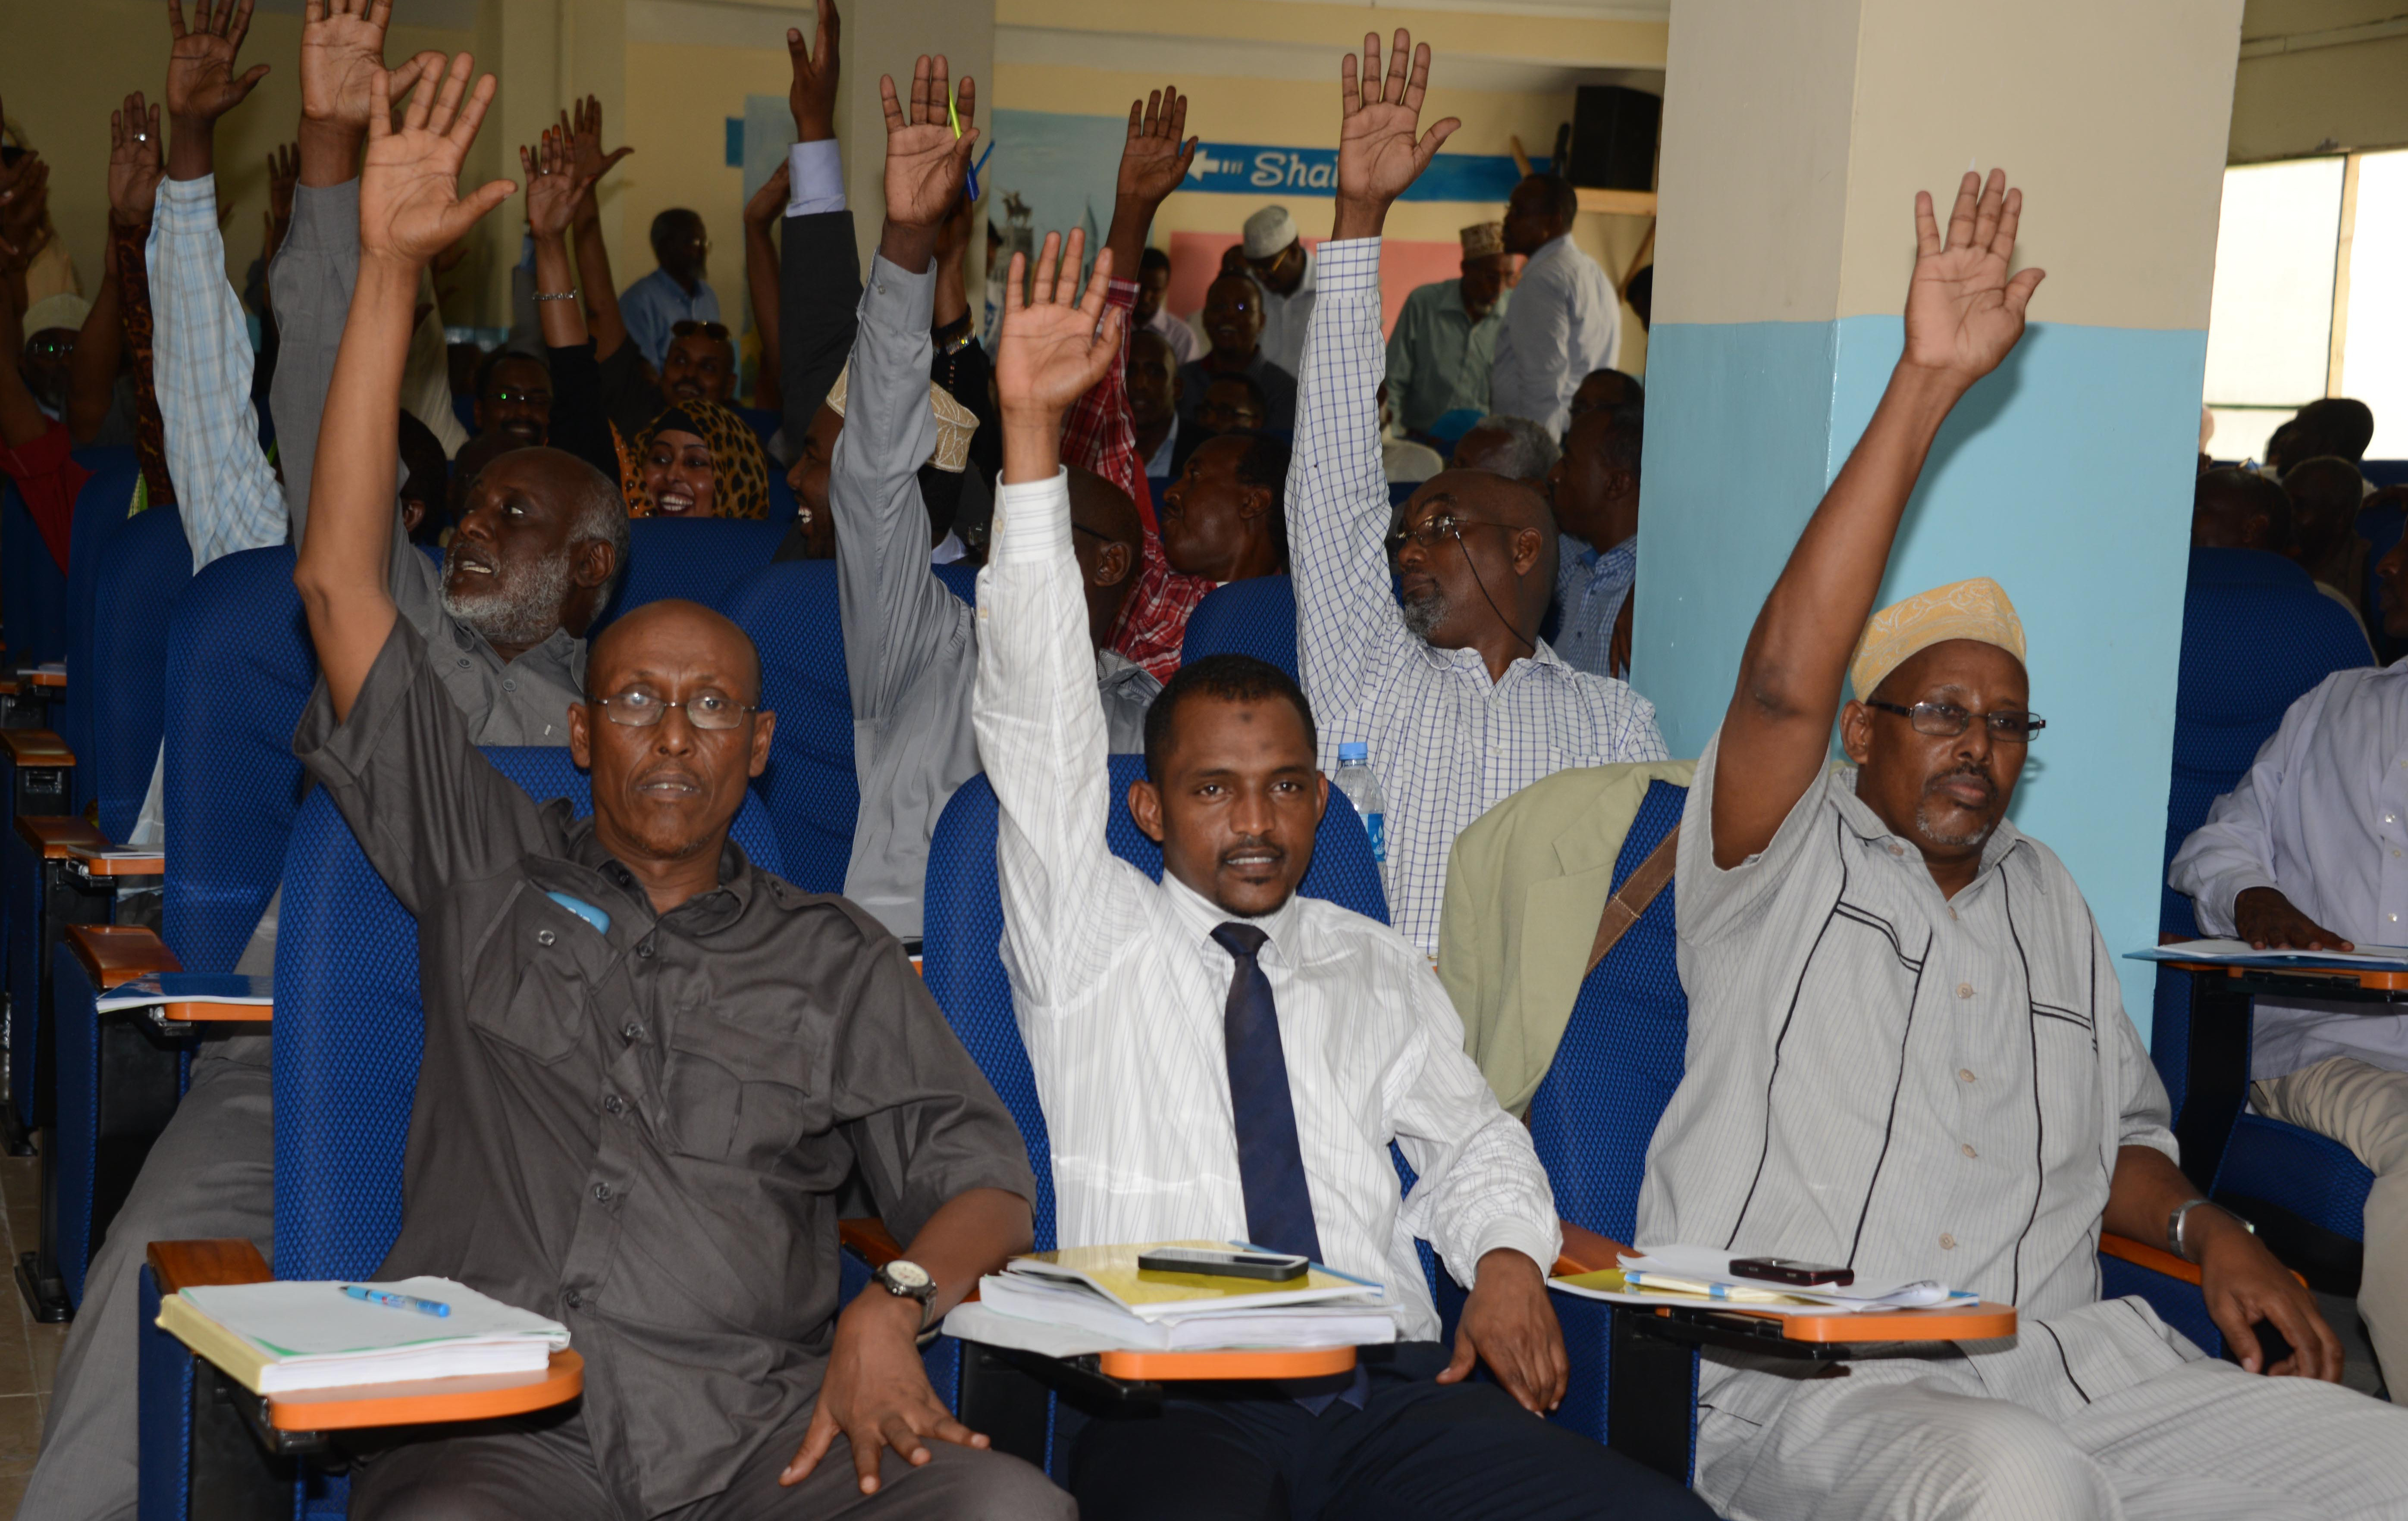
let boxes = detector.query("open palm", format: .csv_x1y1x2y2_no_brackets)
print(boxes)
300,0,391,130
1117,86,1195,207
881,57,974,230
997,232,1121,418
360,56,514,268
1904,169,2044,384
1337,31,1456,207
520,129,595,242
165,0,270,126
109,95,164,228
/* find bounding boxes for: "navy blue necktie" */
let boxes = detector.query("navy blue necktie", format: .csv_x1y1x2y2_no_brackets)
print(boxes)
1211,922,1323,1264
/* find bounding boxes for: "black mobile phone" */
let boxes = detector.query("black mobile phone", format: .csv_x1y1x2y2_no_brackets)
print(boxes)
1729,1256,1855,1287
1136,1247,1311,1282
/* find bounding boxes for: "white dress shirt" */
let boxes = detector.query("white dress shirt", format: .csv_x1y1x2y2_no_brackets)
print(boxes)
1489,234,1621,438
973,467,1562,1340
2170,660,2408,1079
1290,239,1667,957
1255,248,1317,379
784,138,847,216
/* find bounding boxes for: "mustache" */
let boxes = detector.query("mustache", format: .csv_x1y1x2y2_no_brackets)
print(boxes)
1219,836,1286,869
1922,762,1998,807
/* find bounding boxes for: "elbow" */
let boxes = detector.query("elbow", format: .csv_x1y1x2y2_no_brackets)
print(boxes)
292,556,343,621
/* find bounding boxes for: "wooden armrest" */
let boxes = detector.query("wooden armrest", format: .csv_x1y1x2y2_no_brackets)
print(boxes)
1755,1299,2016,1343
155,999,271,1024
0,730,72,767
1553,1220,1624,1277
262,1349,584,1433
147,1238,271,1294
26,667,66,689
16,815,110,859
67,923,181,989
1094,1346,1354,1380
840,1217,905,1270
2100,1231,2200,1286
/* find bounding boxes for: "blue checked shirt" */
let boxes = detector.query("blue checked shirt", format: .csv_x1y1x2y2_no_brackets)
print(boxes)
148,175,288,570
1552,532,1638,679
1289,239,1667,958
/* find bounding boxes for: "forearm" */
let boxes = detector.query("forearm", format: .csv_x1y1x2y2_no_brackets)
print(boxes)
531,233,588,349
2102,1144,2219,1254
878,219,940,279
932,250,968,330
745,221,782,377
67,260,125,444
897,1187,1033,1316
111,220,174,507
271,180,361,537
571,217,629,360
298,121,361,190
167,111,215,185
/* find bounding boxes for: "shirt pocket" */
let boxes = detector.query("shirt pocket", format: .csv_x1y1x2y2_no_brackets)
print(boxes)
662,1008,816,1166
464,885,604,1066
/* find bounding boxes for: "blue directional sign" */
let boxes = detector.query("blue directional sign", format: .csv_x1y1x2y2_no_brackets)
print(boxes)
1182,141,1533,203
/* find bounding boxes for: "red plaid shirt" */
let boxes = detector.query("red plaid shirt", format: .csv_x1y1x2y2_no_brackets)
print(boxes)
1062,277,1213,682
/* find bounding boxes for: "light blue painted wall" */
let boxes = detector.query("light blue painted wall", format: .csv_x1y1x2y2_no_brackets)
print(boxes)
1633,315,2207,1036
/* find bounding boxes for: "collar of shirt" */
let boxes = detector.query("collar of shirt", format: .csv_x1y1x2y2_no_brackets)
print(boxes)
1413,633,1574,688
1829,766,2030,896
1524,234,1577,276
556,811,755,934
445,616,588,686
1156,867,1307,977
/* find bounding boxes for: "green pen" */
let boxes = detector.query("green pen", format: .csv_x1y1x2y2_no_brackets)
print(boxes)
947,84,961,139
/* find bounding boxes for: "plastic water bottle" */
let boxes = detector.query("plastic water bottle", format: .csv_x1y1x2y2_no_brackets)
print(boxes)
1334,743,1386,864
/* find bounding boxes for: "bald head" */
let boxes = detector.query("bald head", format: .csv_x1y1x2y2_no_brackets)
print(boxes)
589,599,763,708
1392,468,1558,667
1069,467,1143,558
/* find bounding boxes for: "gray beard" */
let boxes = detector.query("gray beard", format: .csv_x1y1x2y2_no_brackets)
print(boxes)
1916,799,1997,851
1400,584,1450,641
440,551,572,650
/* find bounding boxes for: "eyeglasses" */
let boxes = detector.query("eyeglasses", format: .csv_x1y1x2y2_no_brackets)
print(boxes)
491,388,552,407
1863,699,2046,742
590,688,756,730
1386,513,1519,552
23,336,73,360
671,320,731,341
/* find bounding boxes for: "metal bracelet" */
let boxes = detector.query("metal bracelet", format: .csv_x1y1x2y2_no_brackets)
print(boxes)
2169,1196,2253,1262
533,288,581,303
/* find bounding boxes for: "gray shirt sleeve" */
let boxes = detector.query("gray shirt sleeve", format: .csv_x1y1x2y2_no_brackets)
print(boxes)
267,179,361,546
830,256,971,723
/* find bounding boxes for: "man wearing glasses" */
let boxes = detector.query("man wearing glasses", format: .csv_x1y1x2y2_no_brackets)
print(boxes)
1649,170,2404,1521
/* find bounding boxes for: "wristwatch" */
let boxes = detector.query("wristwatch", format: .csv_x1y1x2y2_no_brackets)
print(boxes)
2168,1197,2254,1262
873,1259,941,1345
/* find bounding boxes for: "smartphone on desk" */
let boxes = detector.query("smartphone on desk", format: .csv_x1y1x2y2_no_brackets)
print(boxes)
1136,1247,1311,1282
1729,1257,1854,1288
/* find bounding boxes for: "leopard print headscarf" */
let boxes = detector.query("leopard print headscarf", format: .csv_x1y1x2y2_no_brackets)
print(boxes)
621,398,771,519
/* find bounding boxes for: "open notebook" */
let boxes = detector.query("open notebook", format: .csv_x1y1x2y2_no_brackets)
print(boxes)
157,1277,568,1394
953,1241,1397,1355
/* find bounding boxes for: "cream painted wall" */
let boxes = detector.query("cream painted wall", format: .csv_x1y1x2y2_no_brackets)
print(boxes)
618,38,793,332
0,0,468,298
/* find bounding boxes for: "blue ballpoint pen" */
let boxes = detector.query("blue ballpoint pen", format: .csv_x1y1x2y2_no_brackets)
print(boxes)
342,1284,451,1318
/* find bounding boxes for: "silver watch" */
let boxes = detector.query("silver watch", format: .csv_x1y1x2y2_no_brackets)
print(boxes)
873,1259,940,1342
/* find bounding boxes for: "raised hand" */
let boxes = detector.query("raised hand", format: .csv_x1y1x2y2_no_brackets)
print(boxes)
109,95,166,229
563,96,632,226
997,230,1121,423
299,0,391,131
1116,84,1195,209
787,0,840,143
166,0,271,128
880,56,975,232
745,160,791,232
359,54,514,270
1904,169,2045,387
1333,30,1456,237
520,127,597,243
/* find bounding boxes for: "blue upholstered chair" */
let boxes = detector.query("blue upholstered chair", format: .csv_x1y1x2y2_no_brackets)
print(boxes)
596,517,787,633
1177,574,1298,679
137,748,785,1520
1533,779,2285,1483
715,561,853,894
2157,546,2379,1293
932,560,979,606
0,446,138,671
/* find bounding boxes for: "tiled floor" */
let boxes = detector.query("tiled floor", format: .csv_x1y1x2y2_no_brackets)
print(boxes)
0,1146,62,1517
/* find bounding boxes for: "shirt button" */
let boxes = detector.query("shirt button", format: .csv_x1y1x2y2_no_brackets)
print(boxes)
1961,1143,1978,1159
1959,1068,1976,1083
603,1094,624,1115
564,1289,583,1309
622,1021,643,1042
1939,1233,1957,1250
536,929,555,946
504,678,517,692
1888,844,1904,858
1956,983,1975,999
637,941,655,959
593,1182,612,1202
458,657,472,669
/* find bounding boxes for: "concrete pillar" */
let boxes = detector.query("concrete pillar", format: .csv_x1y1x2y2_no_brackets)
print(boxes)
831,0,994,276
1635,0,2246,1032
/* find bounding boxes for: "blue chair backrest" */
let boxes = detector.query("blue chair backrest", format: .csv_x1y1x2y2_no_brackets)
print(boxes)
1525,781,1688,1243
921,754,1387,1249
88,507,193,839
59,452,143,812
599,518,786,631
932,561,978,607
715,561,854,894
2362,459,2408,489
1179,574,1298,679
162,548,317,973
273,748,784,1281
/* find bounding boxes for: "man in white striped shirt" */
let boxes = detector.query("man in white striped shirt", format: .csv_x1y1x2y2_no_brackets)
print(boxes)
972,41,1710,1520
1286,96,1664,960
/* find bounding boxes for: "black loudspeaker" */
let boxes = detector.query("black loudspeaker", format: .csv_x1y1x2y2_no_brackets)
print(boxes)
1565,86,1661,191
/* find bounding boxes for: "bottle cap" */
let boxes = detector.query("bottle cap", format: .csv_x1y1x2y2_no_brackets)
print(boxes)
1338,742,1368,764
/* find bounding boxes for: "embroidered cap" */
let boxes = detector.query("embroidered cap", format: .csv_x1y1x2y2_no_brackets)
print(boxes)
825,363,978,473
1849,577,2027,701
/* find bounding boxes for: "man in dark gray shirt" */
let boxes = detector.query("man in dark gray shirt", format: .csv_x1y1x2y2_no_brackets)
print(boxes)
299,52,1063,1521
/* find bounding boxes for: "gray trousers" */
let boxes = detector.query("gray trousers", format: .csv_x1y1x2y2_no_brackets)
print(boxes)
20,1040,277,1521
346,1405,1073,1521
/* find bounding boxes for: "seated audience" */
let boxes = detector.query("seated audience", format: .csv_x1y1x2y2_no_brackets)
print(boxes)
1178,269,1297,435
288,65,1062,1521
826,51,1153,941
622,204,720,370
661,316,738,407
470,344,552,448
1450,411,1557,482
1659,167,2406,1520
1129,325,1180,475
1159,429,1290,583
1492,172,1618,436
974,138,1708,1519
1384,220,1510,437
1568,365,1640,419
1546,400,1642,679
1135,243,1198,366
2168,528,2408,1405
1290,106,1663,957
2192,464,2293,552
2286,452,2377,628
1240,202,1315,376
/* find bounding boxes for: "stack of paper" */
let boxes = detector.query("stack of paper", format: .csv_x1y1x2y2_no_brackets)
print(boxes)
2128,939,2408,971
97,973,272,1015
947,1241,1397,1357
157,1277,569,1394
1550,1244,1978,1317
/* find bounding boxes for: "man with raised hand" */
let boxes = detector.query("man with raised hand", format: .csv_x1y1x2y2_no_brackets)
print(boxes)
290,54,1063,1521
831,53,1153,942
1652,170,2408,1520
1287,33,1665,960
